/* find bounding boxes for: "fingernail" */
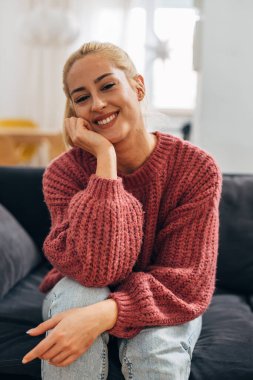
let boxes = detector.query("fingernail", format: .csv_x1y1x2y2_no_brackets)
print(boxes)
26,329,32,334
22,358,28,364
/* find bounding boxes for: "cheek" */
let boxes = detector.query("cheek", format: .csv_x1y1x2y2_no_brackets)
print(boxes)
125,97,141,117
74,106,88,119
119,89,139,112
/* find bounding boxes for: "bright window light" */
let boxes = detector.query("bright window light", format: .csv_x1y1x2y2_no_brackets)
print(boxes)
153,8,198,109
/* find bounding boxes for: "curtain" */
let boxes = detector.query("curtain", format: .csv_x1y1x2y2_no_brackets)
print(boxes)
0,0,131,131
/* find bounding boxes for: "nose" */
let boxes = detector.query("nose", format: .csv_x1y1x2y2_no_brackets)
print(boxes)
91,94,106,112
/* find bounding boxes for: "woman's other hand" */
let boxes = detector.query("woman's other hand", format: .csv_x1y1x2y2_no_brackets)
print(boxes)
22,299,118,367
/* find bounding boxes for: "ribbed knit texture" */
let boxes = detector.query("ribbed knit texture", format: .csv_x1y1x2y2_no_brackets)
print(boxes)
39,132,222,339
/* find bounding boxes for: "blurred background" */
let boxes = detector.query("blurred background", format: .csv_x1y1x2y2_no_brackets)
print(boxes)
0,0,252,173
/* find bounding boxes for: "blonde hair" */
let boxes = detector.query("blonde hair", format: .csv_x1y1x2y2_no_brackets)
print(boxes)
62,41,139,148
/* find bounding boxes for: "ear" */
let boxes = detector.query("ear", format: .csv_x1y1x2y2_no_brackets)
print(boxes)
133,74,145,101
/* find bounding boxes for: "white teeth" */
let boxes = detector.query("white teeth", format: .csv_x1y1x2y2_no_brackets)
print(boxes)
97,113,117,125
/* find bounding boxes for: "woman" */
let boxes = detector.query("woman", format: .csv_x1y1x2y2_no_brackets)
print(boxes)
22,41,222,380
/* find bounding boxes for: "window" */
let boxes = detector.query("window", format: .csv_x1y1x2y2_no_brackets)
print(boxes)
125,0,198,111
153,7,198,109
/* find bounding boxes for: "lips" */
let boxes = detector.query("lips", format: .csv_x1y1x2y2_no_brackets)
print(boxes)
92,111,119,126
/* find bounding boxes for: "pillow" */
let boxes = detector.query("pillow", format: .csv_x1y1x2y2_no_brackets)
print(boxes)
0,204,42,298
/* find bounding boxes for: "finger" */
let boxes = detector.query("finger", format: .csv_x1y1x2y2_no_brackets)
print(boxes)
65,117,76,136
51,354,79,367
70,116,78,128
67,117,82,144
48,340,93,367
47,350,71,365
76,117,90,130
39,343,64,361
26,318,58,336
22,333,55,364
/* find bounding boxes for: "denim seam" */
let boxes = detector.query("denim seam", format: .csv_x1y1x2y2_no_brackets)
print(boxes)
41,291,57,378
99,345,107,380
122,340,134,380
180,323,201,360
48,292,57,318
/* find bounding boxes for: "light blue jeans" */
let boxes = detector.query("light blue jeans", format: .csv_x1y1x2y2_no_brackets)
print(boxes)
41,277,202,380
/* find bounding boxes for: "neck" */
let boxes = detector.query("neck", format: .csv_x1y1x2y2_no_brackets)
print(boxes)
114,128,157,174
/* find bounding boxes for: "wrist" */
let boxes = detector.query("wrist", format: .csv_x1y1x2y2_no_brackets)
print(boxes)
96,147,117,179
96,299,118,332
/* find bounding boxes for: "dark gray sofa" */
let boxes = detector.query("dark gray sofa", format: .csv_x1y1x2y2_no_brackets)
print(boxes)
0,166,253,380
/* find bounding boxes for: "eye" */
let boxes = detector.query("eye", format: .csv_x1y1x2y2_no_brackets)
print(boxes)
74,95,89,104
101,82,115,91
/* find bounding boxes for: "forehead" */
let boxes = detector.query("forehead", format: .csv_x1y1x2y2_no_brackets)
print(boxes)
67,55,125,89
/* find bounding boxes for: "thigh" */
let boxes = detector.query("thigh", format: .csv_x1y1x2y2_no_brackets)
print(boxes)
118,315,202,380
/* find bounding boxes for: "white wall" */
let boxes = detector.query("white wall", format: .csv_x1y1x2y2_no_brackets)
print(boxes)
0,0,68,129
0,0,30,118
193,0,253,173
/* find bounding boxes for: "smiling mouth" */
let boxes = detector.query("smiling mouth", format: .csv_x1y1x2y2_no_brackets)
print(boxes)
93,112,119,127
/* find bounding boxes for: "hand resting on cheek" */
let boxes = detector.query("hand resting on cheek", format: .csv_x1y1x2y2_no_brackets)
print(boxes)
64,116,114,158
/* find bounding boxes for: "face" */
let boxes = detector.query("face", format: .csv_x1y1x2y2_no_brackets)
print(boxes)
66,54,144,144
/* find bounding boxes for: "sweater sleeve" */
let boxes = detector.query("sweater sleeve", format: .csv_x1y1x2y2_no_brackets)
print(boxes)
42,154,144,287
108,157,222,338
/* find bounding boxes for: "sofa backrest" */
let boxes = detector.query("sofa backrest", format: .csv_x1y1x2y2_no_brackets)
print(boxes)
0,166,50,252
217,174,253,294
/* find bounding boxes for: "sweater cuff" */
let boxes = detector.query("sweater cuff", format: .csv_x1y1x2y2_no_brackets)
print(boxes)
107,291,142,338
85,174,124,200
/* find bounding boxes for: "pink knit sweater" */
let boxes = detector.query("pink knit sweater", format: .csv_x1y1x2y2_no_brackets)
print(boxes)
39,132,222,339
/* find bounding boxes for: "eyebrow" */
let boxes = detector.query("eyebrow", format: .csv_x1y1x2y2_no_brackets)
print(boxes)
70,72,113,96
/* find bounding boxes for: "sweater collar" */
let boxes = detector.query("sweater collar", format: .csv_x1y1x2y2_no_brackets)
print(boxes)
117,131,175,187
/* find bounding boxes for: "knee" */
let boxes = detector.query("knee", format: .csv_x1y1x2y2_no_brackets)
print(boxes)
119,326,192,378
44,277,110,317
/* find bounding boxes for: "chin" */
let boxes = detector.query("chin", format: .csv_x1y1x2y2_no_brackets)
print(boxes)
99,126,131,146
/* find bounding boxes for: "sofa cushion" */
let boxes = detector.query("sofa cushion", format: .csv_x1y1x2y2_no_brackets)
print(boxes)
0,204,42,298
190,292,253,380
217,175,253,293
0,263,50,377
